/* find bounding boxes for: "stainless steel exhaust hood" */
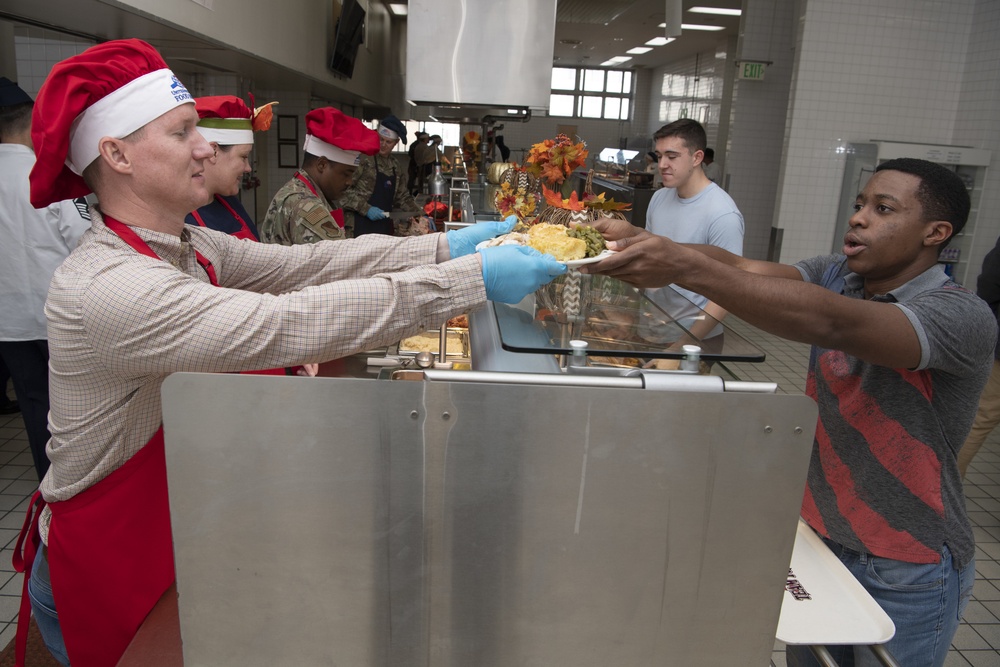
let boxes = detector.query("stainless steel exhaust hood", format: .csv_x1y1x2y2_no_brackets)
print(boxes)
405,0,557,114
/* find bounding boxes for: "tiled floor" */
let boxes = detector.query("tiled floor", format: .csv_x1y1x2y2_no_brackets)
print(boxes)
1,320,1000,664
0,406,40,652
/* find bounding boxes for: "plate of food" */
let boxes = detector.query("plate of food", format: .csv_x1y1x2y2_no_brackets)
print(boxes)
475,222,614,266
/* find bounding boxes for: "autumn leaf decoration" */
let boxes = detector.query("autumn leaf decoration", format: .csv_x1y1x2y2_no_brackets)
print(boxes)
494,181,538,221
247,92,279,132
251,102,279,131
582,191,632,212
542,185,585,211
524,134,589,186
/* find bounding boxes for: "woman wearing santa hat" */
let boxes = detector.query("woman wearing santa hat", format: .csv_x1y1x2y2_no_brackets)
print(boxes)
186,95,314,377
185,95,273,240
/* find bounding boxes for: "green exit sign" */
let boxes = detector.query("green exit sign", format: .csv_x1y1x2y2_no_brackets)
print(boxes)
738,61,767,81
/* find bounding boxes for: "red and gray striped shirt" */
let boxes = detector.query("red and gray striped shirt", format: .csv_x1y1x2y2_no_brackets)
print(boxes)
795,255,994,567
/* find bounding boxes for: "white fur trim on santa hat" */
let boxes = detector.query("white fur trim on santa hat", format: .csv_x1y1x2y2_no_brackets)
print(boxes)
67,68,193,174
303,133,361,166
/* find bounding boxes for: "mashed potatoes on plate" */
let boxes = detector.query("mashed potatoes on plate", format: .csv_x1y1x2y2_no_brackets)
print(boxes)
480,223,587,262
525,224,587,261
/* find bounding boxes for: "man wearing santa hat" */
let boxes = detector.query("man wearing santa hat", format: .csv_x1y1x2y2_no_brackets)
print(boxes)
259,106,377,245
15,38,564,667
0,76,90,485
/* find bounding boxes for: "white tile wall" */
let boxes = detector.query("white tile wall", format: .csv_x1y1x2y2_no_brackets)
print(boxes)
645,44,729,147
954,0,1000,286
772,0,977,263
13,26,92,98
725,0,797,260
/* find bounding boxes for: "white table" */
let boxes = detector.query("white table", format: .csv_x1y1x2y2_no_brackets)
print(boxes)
777,521,900,667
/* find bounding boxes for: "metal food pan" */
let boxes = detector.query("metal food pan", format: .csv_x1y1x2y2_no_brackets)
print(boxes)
397,329,470,358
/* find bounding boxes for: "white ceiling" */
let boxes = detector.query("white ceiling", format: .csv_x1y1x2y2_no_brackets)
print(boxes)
551,0,743,69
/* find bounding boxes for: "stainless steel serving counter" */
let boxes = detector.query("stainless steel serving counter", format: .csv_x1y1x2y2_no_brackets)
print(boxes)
133,250,915,666
161,366,816,666
154,277,827,666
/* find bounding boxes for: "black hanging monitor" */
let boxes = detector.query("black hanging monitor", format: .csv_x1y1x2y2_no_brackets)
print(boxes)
329,0,365,79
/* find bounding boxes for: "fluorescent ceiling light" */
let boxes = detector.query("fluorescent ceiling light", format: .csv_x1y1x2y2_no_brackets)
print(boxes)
388,3,408,16
688,6,742,16
645,37,675,46
601,56,633,66
627,46,653,54
657,22,725,31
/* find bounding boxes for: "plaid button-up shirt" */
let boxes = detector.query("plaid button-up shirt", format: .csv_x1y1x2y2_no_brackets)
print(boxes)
39,208,484,539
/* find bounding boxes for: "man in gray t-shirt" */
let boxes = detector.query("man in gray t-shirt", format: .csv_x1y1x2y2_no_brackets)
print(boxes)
583,158,995,667
643,119,743,344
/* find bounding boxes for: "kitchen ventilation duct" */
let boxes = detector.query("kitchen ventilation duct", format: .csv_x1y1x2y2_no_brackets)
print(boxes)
405,0,557,114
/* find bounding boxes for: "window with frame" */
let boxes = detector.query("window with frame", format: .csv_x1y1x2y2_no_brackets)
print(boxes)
549,67,632,120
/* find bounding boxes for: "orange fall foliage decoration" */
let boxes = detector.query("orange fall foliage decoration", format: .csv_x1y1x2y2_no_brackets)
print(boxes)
542,186,585,211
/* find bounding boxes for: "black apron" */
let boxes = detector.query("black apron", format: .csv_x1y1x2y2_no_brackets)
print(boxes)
354,161,396,237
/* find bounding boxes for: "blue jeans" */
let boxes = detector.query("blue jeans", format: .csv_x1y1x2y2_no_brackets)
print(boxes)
787,538,974,667
27,547,70,666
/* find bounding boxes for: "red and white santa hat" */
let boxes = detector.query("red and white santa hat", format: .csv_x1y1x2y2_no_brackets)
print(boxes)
29,38,194,208
302,107,379,166
194,96,254,145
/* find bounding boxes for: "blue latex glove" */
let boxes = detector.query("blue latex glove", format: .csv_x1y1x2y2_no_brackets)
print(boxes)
479,245,567,304
446,216,518,259
366,206,387,221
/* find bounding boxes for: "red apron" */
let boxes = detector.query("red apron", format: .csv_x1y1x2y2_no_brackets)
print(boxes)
11,215,285,666
15,428,173,667
295,172,345,228
190,194,259,241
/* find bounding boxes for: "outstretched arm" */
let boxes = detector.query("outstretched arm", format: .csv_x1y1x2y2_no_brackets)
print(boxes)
582,217,921,368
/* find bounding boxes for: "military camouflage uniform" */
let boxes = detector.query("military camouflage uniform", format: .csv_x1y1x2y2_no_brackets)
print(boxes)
337,153,427,237
259,170,346,244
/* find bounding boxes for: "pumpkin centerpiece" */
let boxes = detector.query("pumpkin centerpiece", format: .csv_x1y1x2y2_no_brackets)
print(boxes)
498,163,538,194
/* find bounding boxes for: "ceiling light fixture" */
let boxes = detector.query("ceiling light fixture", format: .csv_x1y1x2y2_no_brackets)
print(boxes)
657,22,724,31
388,3,408,16
646,37,674,46
627,46,653,54
688,6,742,16
601,56,633,66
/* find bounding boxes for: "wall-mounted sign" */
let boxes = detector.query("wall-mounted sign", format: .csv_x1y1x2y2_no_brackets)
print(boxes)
737,61,768,81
